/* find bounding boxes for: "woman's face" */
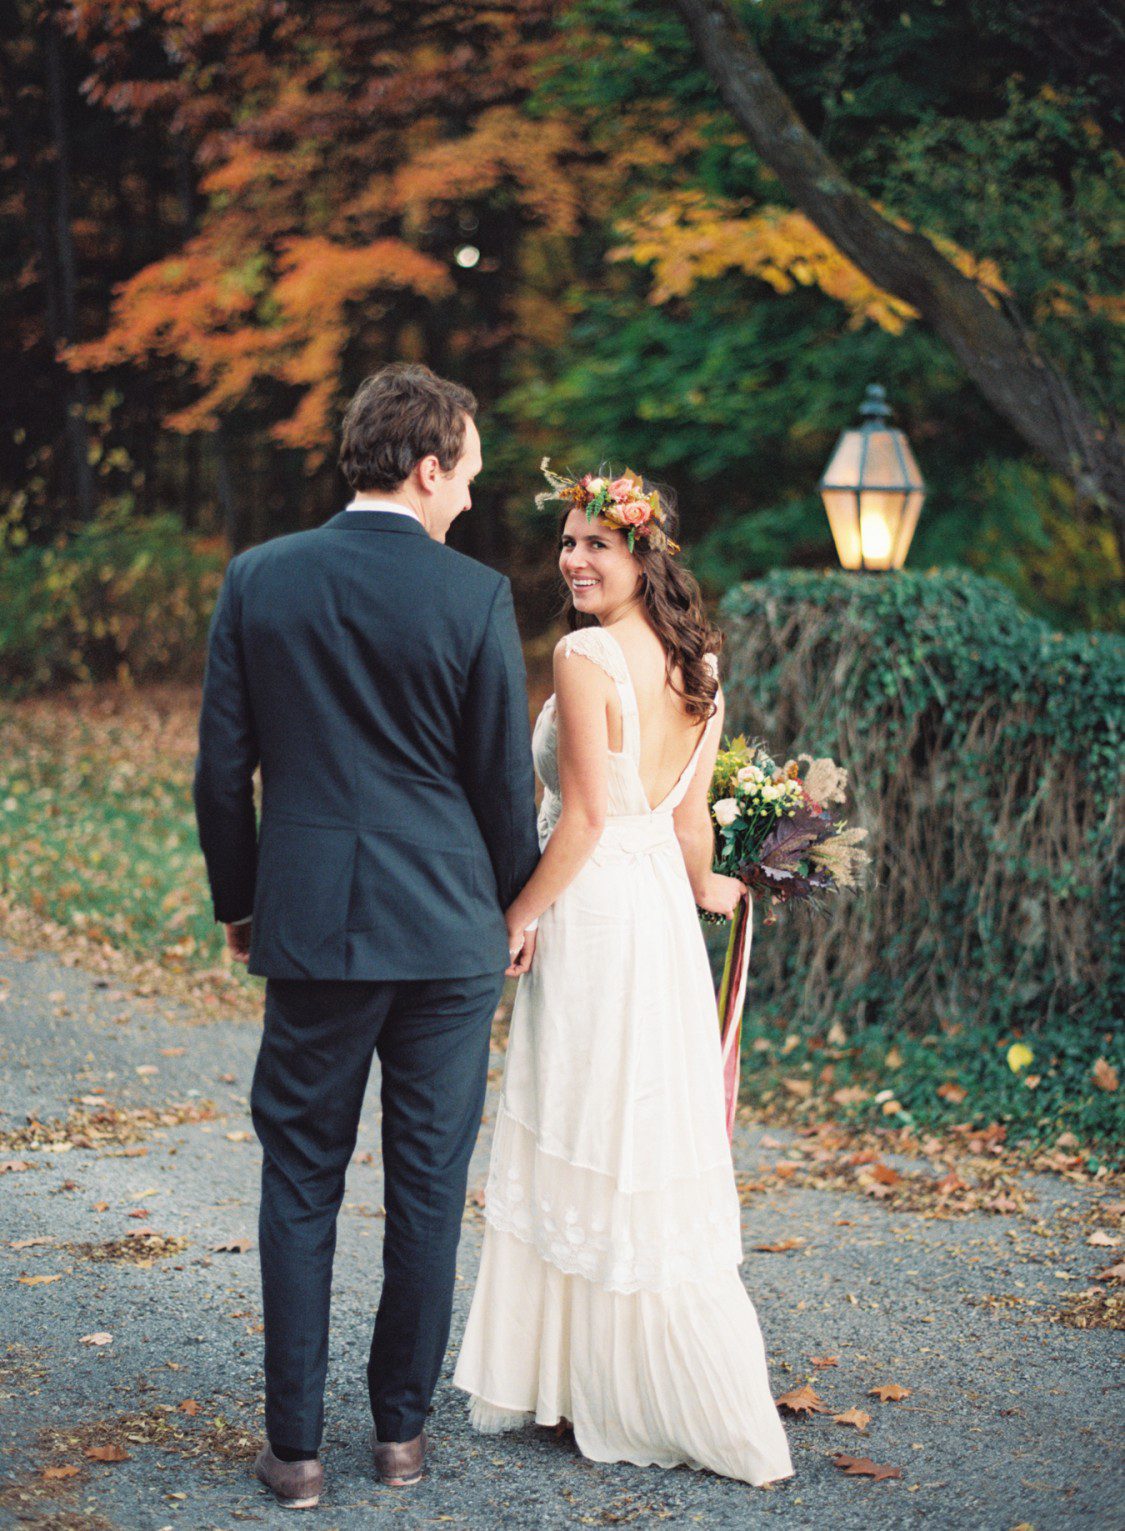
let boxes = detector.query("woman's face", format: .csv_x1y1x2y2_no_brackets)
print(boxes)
559,506,642,622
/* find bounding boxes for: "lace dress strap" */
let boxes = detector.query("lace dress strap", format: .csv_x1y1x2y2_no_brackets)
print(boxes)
560,627,641,762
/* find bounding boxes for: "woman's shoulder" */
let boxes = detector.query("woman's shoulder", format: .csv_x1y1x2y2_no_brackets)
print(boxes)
554,626,627,683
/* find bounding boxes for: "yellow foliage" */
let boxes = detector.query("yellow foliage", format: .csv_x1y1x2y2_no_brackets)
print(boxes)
616,191,1011,331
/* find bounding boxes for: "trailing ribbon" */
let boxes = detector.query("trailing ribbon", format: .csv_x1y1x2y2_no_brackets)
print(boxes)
715,895,753,1143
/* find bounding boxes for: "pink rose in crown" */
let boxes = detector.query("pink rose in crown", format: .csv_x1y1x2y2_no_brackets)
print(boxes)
608,476,637,503
616,499,652,528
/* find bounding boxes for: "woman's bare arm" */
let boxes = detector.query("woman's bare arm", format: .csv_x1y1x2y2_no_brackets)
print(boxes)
673,687,744,918
505,642,612,935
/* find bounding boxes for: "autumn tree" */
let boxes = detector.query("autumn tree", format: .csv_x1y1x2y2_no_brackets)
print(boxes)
59,0,579,557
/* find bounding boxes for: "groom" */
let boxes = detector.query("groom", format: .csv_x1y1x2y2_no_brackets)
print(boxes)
193,363,540,1507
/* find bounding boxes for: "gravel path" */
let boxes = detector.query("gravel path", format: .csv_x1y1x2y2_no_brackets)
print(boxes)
1,939,1122,1530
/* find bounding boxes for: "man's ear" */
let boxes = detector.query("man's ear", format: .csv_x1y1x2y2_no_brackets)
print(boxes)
415,453,441,493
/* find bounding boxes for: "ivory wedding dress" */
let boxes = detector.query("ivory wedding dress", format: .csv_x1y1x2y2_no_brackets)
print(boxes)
453,626,793,1486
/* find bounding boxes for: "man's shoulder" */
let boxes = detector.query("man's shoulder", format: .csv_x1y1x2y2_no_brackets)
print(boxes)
228,527,319,577
228,528,508,629
427,540,508,601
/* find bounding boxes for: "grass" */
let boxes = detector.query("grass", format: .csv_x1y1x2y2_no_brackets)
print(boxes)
2,682,1121,1168
0,685,241,978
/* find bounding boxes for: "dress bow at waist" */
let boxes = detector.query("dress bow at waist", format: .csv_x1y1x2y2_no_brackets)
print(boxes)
588,813,679,867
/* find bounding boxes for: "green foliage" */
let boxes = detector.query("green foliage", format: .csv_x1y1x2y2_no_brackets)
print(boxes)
505,0,1125,633
738,1012,1124,1163
720,569,1124,1072
0,510,225,694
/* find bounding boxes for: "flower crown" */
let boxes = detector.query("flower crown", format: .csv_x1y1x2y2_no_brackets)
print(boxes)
535,458,680,554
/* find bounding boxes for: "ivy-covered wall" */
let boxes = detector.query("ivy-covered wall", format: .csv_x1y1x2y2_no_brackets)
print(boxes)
720,569,1123,1038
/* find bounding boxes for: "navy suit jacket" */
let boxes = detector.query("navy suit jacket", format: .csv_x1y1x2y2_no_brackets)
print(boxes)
192,509,540,980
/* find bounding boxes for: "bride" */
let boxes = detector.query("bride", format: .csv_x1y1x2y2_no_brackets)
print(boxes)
453,467,794,1486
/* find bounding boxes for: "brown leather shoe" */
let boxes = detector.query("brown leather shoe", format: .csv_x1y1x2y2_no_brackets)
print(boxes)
371,1428,427,1486
254,1444,323,1509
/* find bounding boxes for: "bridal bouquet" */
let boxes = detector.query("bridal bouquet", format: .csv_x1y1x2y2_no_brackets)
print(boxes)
706,737,870,1139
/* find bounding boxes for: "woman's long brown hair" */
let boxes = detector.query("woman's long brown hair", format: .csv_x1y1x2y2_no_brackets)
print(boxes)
559,476,722,722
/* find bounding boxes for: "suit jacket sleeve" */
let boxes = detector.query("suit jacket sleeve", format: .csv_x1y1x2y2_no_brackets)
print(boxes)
460,576,540,909
193,556,260,924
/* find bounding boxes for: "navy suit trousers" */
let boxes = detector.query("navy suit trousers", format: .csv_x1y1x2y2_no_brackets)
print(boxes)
250,971,504,1448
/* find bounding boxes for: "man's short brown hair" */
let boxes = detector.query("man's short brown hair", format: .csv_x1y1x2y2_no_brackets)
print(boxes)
339,364,477,493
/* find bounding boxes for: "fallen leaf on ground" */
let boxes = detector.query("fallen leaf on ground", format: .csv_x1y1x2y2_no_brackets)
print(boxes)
1092,1058,1119,1092
936,1081,967,1103
775,1384,831,1416
225,1131,252,1142
160,1047,186,1057
1096,1262,1125,1283
870,1163,902,1187
1088,1230,1121,1248
178,1399,200,1416
91,1202,109,1213
9,1237,53,1249
782,1077,813,1099
754,1238,805,1253
42,1464,81,1480
833,1453,902,1481
18,1273,63,1285
212,1237,254,1254
135,1066,159,1077
1007,1042,1033,1072
127,1209,150,1219
0,1160,31,1173
834,1407,871,1430
870,1383,911,1401
79,1332,113,1346
810,1355,839,1368
935,1171,969,1195
84,1444,130,1463
832,1086,868,1106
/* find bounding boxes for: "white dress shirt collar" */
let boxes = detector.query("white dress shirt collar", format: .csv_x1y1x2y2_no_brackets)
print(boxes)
346,496,422,524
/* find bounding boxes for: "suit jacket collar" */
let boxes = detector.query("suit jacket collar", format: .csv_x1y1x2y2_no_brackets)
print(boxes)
323,508,429,537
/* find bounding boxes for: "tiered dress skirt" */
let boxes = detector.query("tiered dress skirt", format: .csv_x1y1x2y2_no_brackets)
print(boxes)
453,816,794,1486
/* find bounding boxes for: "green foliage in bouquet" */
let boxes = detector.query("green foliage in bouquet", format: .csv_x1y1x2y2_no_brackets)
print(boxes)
708,738,868,917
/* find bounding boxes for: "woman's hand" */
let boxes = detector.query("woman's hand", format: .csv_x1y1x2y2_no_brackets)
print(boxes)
505,909,537,977
694,873,746,920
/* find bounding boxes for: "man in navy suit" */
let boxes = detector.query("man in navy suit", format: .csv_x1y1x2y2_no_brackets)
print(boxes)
193,364,540,1506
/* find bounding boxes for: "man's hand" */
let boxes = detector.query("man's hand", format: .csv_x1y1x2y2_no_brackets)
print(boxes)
505,925,537,978
225,921,252,964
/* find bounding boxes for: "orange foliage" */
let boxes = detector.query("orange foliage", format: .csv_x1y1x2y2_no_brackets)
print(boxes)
63,1,577,453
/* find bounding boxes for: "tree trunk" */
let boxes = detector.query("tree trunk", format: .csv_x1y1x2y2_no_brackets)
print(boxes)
43,12,96,522
671,0,1125,557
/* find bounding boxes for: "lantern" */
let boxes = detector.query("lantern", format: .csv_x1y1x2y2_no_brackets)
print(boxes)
818,385,926,570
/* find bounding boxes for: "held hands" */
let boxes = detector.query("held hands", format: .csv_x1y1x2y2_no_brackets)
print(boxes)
694,873,746,921
505,910,537,978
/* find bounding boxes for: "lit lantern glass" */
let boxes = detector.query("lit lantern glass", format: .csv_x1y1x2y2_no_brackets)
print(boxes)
818,385,926,571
